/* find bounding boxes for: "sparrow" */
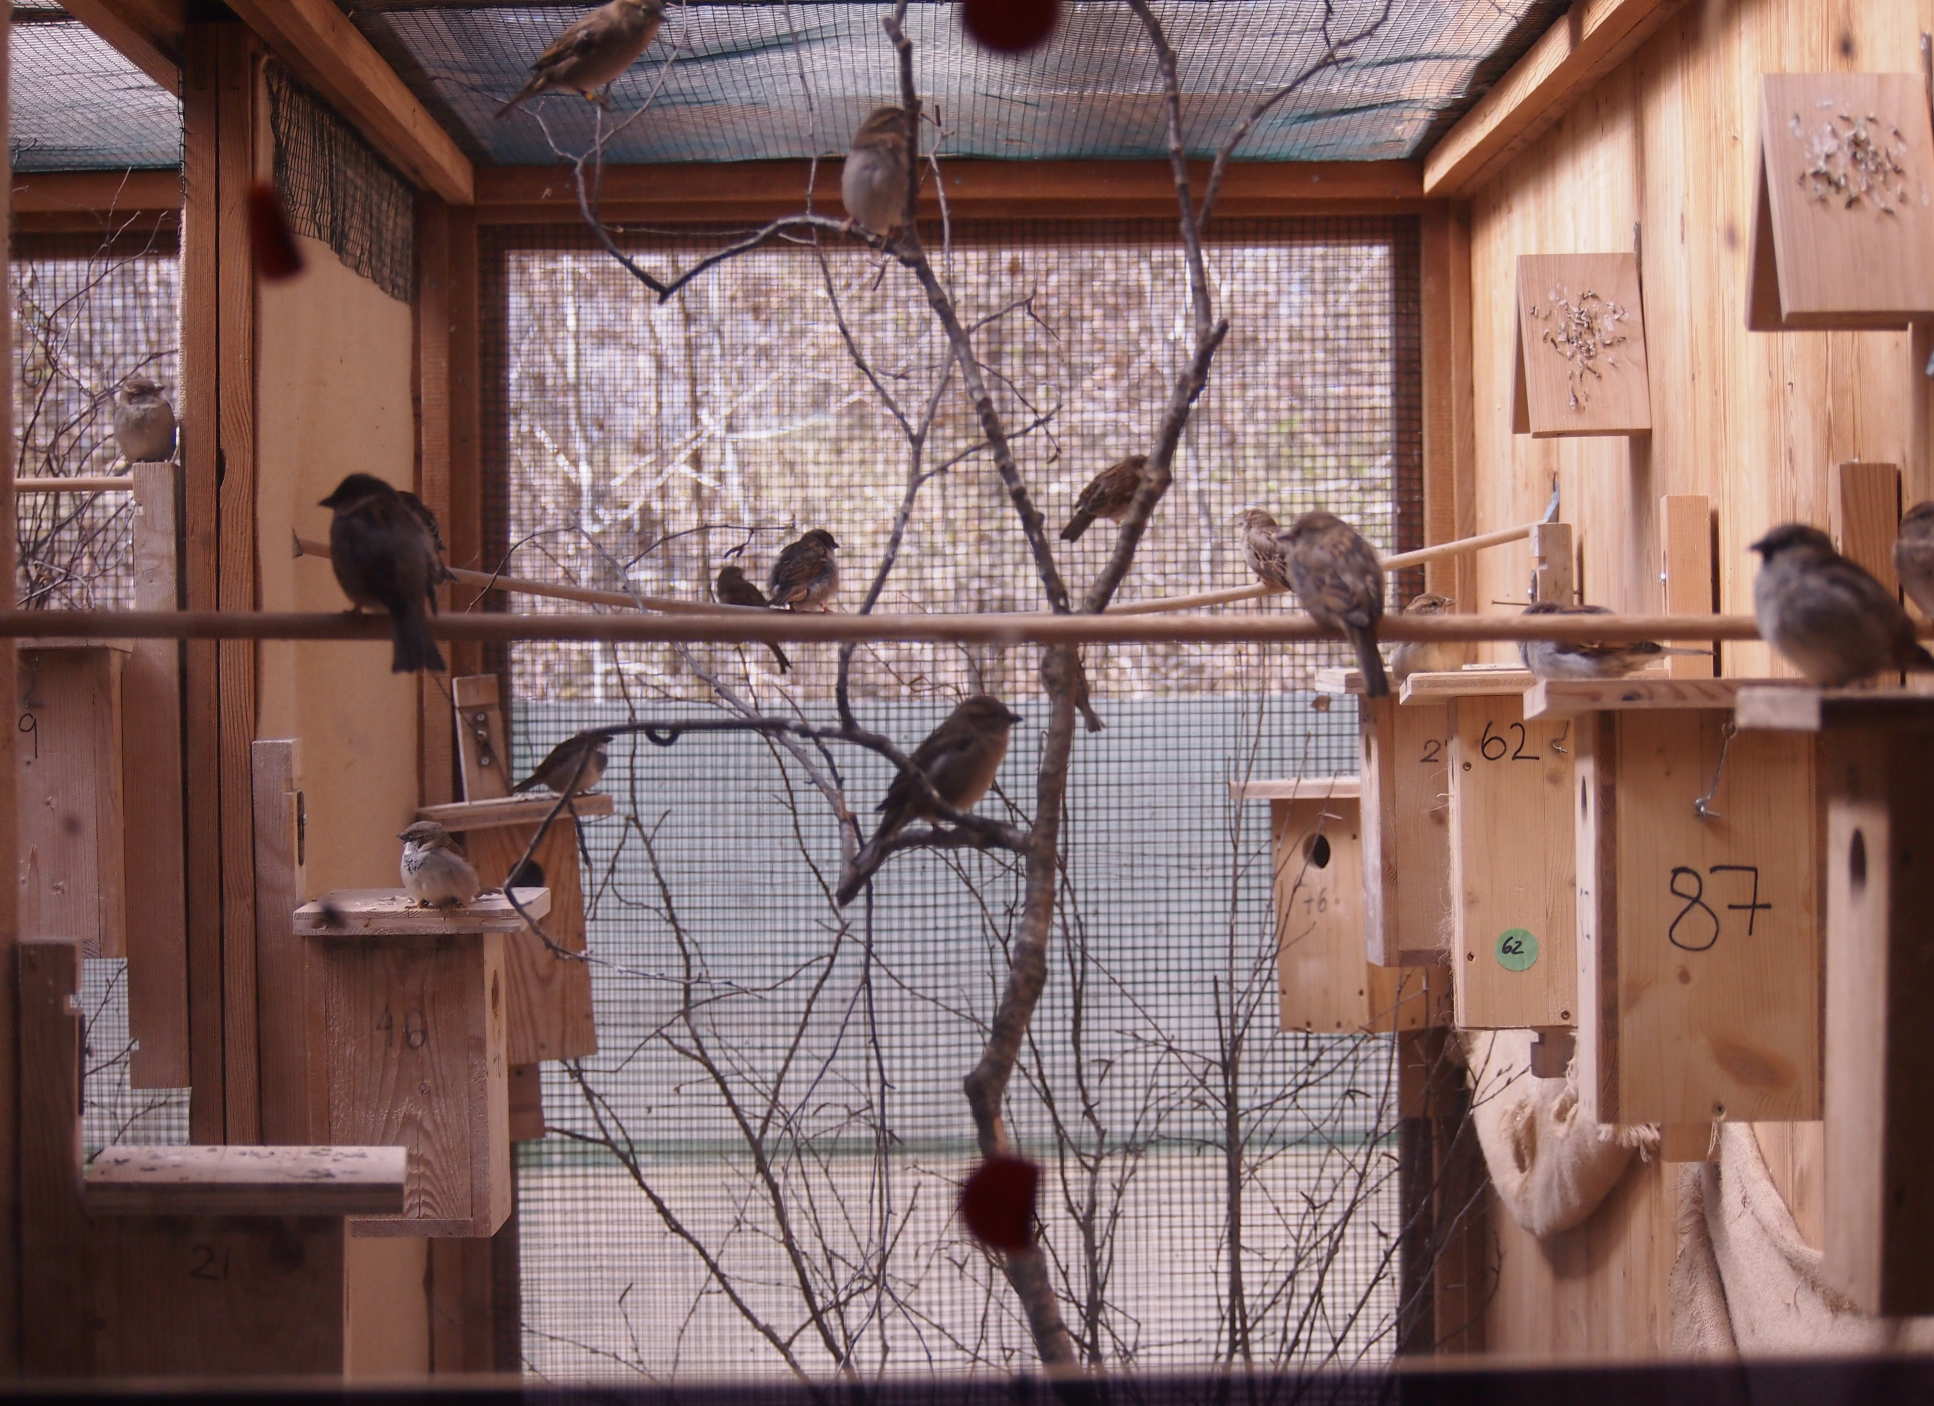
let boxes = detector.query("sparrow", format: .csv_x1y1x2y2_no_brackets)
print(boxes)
1516,600,1710,679
1280,510,1389,698
842,105,913,237
1239,509,1290,591
398,490,457,589
1060,455,1148,542
714,565,792,672
513,731,609,795
495,0,665,118
111,376,176,463
768,529,840,611
1893,500,1934,620
399,820,480,909
1389,592,1474,683
1752,522,1934,686
318,472,446,674
836,694,1023,906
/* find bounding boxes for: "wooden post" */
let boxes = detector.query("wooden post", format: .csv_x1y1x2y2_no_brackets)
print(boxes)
1358,698,1456,967
252,739,327,1143
1658,494,1715,678
1829,461,1903,598
1529,521,1574,605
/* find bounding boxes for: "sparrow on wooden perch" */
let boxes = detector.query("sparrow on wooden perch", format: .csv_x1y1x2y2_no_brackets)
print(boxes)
1060,455,1149,543
1516,600,1710,679
1389,592,1472,683
714,564,792,673
836,694,1024,907
513,732,609,796
495,0,666,118
842,105,913,237
1239,509,1290,591
768,529,840,611
1753,523,1934,686
399,820,481,909
319,473,446,674
1893,500,1934,620
1280,510,1389,699
111,376,176,464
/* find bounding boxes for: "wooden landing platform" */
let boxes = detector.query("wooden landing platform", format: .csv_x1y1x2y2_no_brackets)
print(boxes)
293,887,551,937
85,1145,408,1217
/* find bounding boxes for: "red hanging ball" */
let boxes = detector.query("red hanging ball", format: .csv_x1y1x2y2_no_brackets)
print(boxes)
958,1154,1039,1252
247,183,306,282
961,0,1060,55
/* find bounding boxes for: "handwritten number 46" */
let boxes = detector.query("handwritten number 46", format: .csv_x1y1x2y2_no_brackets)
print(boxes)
1667,865,1771,951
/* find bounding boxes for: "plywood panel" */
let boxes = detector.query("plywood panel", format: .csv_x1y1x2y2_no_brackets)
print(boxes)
463,822,596,1063
1515,253,1652,436
1359,699,1455,966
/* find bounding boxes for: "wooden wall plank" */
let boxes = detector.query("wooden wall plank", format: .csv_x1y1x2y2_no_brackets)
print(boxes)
447,209,485,683
16,941,89,1376
0,5,16,1361
1420,209,1476,605
1658,494,1715,677
1828,460,1902,596
416,197,456,807
253,739,326,1143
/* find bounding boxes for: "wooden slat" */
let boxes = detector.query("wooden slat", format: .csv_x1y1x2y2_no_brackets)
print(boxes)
1228,777,1361,802
446,208,484,681
17,941,89,1375
296,888,551,938
1530,522,1574,604
1398,667,1535,702
0,8,18,1363
1359,698,1456,967
1736,685,1934,734
85,1144,407,1216
451,674,514,801
252,739,327,1143
124,462,190,1087
56,0,185,96
1423,0,1684,196
416,197,455,807
1829,461,1903,599
1420,208,1476,604
10,170,181,220
418,791,615,831
222,0,472,204
1659,494,1715,677
1523,676,1789,719
507,1062,545,1143
463,825,596,1064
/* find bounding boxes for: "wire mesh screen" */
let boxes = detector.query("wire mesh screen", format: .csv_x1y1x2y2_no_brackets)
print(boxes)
485,215,1423,1380
8,232,189,1152
8,15,182,171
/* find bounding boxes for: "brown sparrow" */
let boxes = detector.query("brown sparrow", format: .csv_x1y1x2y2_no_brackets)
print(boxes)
1894,500,1934,620
495,0,666,118
714,564,791,672
1239,509,1290,591
399,820,480,909
1516,600,1710,679
1752,522,1934,686
837,693,1023,906
1389,592,1473,683
1061,455,1148,542
513,732,608,795
318,473,445,673
768,529,840,611
842,105,913,237
1280,510,1388,698
111,376,176,463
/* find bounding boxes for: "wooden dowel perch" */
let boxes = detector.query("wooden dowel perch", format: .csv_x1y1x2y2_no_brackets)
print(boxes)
14,476,136,494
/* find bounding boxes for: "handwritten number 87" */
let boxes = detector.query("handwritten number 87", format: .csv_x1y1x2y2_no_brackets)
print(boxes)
1667,864,1770,952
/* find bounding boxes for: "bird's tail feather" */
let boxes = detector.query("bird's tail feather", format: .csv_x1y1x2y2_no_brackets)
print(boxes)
1060,512,1093,543
392,604,446,674
495,79,541,119
767,642,792,673
1354,628,1390,699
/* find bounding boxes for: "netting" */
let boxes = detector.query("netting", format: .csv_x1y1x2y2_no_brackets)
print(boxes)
347,0,1562,167
268,61,419,303
8,232,190,1152
482,214,1426,1379
8,14,182,172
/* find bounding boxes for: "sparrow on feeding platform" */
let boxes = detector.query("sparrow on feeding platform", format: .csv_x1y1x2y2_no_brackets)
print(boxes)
1516,600,1711,680
1280,510,1389,699
399,820,481,909
1239,509,1291,592
836,693,1024,907
1389,592,1473,683
398,490,457,590
842,105,913,237
111,376,176,463
1893,500,1934,621
318,472,446,674
1060,455,1149,543
768,529,840,611
513,731,609,796
1752,522,1934,686
495,0,665,118
714,564,792,673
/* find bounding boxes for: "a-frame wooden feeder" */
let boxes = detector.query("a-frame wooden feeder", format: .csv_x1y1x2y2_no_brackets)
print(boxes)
1512,252,1652,436
1749,73,1934,331
1235,777,1441,1036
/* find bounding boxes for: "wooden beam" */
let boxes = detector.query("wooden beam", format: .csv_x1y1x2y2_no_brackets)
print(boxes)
415,197,456,806
222,0,473,205
55,0,184,97
1420,208,1476,606
475,159,1428,224
1423,0,1684,197
0,3,18,1367
11,170,180,217
84,1145,407,1217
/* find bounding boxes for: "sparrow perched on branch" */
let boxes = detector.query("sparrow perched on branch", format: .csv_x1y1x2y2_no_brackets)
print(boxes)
714,564,792,673
513,732,609,796
1281,510,1388,699
842,105,913,237
768,529,840,611
1239,509,1290,591
318,473,446,674
1516,600,1710,679
399,820,480,909
1389,592,1473,683
495,0,665,118
1753,522,1934,686
1061,455,1149,543
836,693,1023,906
111,376,176,463
1893,500,1934,620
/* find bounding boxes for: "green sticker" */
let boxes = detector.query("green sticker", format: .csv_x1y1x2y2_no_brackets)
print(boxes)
1495,928,1538,972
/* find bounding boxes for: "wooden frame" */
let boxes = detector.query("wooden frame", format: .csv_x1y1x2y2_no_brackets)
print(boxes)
1512,253,1652,437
